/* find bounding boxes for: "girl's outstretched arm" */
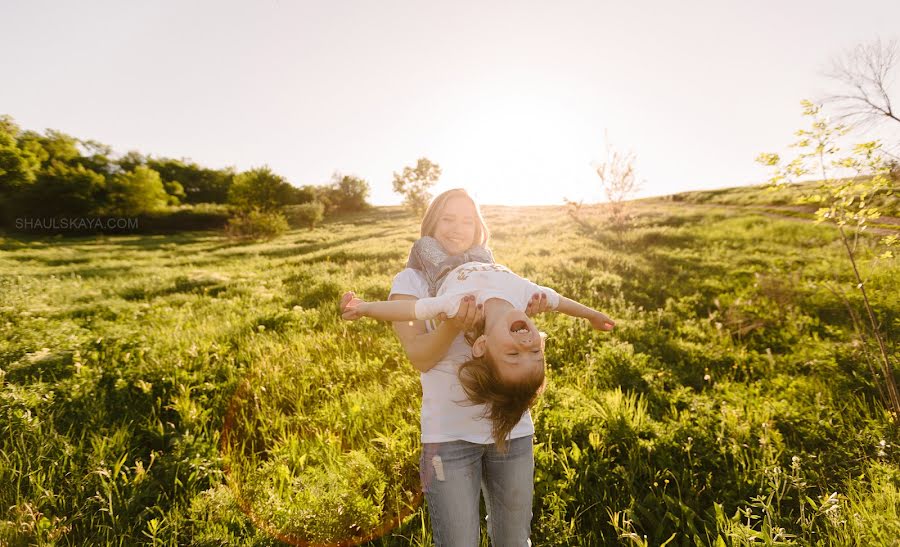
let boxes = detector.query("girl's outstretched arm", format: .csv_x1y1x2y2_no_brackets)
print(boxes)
556,295,616,331
341,291,417,321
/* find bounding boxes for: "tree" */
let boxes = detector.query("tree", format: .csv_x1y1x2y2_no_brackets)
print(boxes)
392,157,441,216
117,150,146,173
103,165,169,216
21,161,106,217
147,158,234,204
288,184,318,205
593,134,642,225
0,117,39,196
823,38,899,157
16,129,80,168
227,166,293,212
325,172,370,213
74,139,115,176
757,100,899,415
285,201,325,229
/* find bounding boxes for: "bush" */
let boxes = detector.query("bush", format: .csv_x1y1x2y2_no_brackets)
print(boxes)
103,165,170,216
284,202,325,229
322,173,371,213
224,209,289,241
227,167,293,212
137,204,233,233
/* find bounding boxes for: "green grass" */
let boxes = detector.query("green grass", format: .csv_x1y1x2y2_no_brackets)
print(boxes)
665,178,899,219
1,202,898,545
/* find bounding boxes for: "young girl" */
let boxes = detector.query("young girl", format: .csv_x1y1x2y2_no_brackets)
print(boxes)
341,247,614,452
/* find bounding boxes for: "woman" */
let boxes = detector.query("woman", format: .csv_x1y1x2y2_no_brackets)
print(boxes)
388,188,549,546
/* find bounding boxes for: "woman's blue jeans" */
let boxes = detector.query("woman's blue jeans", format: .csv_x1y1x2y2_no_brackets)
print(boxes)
419,435,534,546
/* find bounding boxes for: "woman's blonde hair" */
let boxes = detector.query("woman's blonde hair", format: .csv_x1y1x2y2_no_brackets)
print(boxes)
458,324,547,455
420,188,490,248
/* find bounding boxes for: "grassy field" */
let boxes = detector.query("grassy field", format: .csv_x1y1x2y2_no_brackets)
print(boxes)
666,180,900,231
1,199,899,546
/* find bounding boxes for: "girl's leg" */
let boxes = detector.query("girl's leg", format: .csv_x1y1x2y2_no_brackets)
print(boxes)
480,435,535,547
420,440,485,546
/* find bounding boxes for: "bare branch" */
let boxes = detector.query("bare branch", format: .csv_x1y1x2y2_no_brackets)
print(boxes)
593,131,642,225
823,38,900,128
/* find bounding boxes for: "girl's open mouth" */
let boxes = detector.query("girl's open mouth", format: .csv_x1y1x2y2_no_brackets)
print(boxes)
510,320,530,334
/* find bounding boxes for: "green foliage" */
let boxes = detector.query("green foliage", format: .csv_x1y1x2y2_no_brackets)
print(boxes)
22,161,107,217
756,101,896,235
103,165,170,216
17,129,81,167
146,158,234,204
227,166,294,212
0,203,897,545
224,209,289,240
0,116,239,227
322,172,371,213
392,157,441,216
0,117,39,195
289,184,318,205
284,201,325,229
757,99,900,415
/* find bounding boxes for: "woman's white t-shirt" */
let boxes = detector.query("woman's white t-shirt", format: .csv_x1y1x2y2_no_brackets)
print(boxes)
390,267,540,444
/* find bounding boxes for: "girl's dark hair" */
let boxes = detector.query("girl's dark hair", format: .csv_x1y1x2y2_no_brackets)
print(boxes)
457,323,547,454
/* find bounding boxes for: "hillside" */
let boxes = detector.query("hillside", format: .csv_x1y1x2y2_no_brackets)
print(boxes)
658,180,900,234
1,200,898,545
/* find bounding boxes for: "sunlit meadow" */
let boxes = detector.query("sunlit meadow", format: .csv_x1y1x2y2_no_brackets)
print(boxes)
2,196,899,545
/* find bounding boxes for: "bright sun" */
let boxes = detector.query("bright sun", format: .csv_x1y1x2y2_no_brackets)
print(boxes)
431,80,602,206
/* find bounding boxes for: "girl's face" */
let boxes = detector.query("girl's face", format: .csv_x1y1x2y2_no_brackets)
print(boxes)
473,310,545,384
433,196,477,255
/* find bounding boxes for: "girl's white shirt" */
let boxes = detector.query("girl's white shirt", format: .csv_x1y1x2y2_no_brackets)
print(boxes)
413,262,561,320
391,266,557,444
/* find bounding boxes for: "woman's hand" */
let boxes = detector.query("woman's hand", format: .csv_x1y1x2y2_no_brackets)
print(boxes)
340,291,367,321
525,292,551,317
437,295,483,332
588,310,616,331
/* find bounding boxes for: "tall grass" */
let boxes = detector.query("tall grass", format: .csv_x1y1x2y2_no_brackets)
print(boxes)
1,203,897,545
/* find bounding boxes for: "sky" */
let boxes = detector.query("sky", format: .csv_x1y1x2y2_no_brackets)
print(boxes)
1,0,898,206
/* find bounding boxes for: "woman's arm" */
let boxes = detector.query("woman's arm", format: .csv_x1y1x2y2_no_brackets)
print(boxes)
388,294,479,373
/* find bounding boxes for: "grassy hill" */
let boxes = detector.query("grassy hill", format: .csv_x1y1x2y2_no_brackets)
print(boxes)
1,199,898,545
661,179,900,229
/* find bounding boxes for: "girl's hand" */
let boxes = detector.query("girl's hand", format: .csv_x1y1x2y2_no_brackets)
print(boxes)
340,291,367,321
437,295,483,332
525,292,551,317
589,310,615,331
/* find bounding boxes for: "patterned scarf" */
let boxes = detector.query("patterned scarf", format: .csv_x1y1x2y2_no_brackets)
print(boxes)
405,236,495,297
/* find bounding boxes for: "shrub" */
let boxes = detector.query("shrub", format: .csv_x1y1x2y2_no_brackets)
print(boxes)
284,202,325,230
224,209,288,241
227,167,293,212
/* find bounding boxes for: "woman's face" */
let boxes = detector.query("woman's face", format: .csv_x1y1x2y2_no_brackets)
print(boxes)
433,196,477,255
